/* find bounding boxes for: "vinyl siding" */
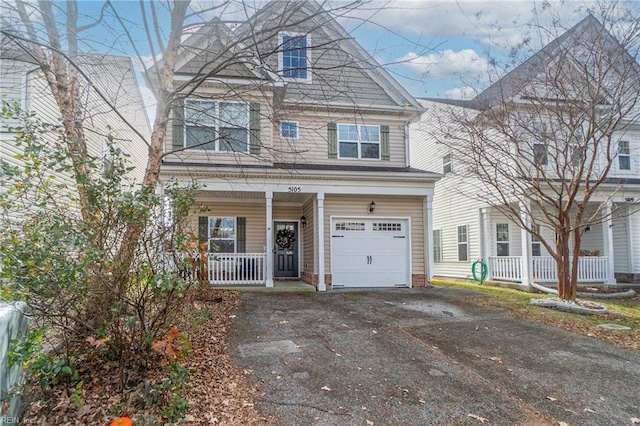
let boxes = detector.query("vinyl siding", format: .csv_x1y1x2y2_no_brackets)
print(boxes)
164,88,273,167
612,206,631,273
323,195,425,275
189,202,267,253
302,198,315,274
431,176,482,278
629,209,640,274
249,8,398,108
0,59,29,130
273,111,407,167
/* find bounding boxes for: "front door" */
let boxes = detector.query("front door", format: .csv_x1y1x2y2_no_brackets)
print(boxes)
274,221,299,277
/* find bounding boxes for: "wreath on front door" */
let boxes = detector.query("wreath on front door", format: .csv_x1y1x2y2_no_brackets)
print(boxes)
276,228,296,249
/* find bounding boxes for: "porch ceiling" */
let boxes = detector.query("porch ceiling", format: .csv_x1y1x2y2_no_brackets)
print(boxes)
194,190,313,204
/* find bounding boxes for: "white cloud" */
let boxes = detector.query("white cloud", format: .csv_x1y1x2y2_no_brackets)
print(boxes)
399,49,489,81
445,86,478,100
342,0,603,50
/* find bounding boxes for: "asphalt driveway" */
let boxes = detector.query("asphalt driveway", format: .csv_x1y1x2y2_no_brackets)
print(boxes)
229,287,640,426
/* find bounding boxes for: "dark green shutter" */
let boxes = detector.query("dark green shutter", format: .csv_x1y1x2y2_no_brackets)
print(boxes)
381,125,390,161
236,217,246,253
198,217,208,248
172,99,185,151
327,122,337,158
249,103,261,154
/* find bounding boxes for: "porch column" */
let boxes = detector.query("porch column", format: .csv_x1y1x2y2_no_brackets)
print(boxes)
317,192,326,291
480,208,492,280
424,197,434,282
602,201,616,285
265,191,274,287
519,201,533,286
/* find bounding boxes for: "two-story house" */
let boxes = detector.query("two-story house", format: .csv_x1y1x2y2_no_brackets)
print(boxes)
1,34,151,196
156,0,440,290
411,15,640,286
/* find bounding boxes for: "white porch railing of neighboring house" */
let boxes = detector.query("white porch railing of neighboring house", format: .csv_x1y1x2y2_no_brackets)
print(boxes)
488,256,610,283
207,253,266,285
161,252,267,285
532,256,609,283
488,256,523,281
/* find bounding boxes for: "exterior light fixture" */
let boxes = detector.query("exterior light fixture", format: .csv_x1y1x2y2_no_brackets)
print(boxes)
368,201,376,213
300,215,307,227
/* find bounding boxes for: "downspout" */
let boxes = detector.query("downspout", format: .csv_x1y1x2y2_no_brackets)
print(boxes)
404,122,410,167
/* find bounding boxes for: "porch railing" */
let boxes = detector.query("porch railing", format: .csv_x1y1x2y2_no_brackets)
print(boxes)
533,256,609,283
488,256,610,283
207,253,266,285
489,256,522,281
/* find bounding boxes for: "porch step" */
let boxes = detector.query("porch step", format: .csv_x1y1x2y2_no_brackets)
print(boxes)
212,280,316,292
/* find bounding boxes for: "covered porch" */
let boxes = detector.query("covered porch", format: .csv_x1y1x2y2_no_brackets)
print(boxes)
488,255,611,283
479,200,618,286
159,168,435,291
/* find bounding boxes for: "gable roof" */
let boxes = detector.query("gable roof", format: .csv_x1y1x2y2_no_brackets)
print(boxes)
165,0,423,114
469,14,639,110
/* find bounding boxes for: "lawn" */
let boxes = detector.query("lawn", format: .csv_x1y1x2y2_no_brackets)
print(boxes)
430,280,640,352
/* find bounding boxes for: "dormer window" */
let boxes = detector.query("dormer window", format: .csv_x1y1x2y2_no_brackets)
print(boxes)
279,33,310,82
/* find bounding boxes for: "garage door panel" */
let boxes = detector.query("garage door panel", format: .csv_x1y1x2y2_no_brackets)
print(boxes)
332,218,409,288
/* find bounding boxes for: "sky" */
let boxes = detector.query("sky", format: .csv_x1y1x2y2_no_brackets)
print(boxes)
10,0,635,122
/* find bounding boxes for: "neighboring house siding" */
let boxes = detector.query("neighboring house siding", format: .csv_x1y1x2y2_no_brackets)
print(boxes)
612,206,630,273
430,176,482,277
0,59,29,131
323,195,425,276
630,210,640,274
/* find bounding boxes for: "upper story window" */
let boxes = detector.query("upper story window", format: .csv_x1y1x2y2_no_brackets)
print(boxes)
279,33,310,82
533,143,548,166
619,141,631,170
184,99,248,152
443,153,453,174
280,121,298,139
338,124,380,159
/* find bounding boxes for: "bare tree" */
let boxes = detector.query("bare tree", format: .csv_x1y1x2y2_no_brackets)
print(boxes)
429,5,640,300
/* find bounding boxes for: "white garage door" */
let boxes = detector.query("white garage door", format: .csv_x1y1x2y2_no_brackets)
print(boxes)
331,218,410,288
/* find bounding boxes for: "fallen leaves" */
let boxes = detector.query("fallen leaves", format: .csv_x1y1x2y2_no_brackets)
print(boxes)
468,413,489,423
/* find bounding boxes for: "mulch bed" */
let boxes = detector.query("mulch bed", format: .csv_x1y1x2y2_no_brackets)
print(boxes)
21,289,273,425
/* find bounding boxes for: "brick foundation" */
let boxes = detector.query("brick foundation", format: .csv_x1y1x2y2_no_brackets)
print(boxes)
412,274,427,287
615,273,640,284
300,272,332,289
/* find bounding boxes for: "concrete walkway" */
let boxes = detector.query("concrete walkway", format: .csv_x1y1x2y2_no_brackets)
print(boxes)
229,287,640,426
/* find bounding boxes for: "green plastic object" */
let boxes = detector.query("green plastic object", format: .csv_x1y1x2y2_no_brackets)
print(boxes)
472,260,488,283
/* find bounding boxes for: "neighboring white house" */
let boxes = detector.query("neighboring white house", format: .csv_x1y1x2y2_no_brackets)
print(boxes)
1,35,151,195
410,16,640,286
153,0,440,290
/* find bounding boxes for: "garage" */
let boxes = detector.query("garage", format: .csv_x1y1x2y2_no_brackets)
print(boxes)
331,218,410,287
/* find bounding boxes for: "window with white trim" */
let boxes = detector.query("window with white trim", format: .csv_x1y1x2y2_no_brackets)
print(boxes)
433,229,442,263
533,144,548,165
335,222,365,231
457,225,468,261
619,141,631,170
443,153,453,174
280,121,298,139
373,222,402,231
531,224,541,257
208,217,236,253
279,33,310,81
496,223,509,256
184,100,249,152
338,124,380,159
